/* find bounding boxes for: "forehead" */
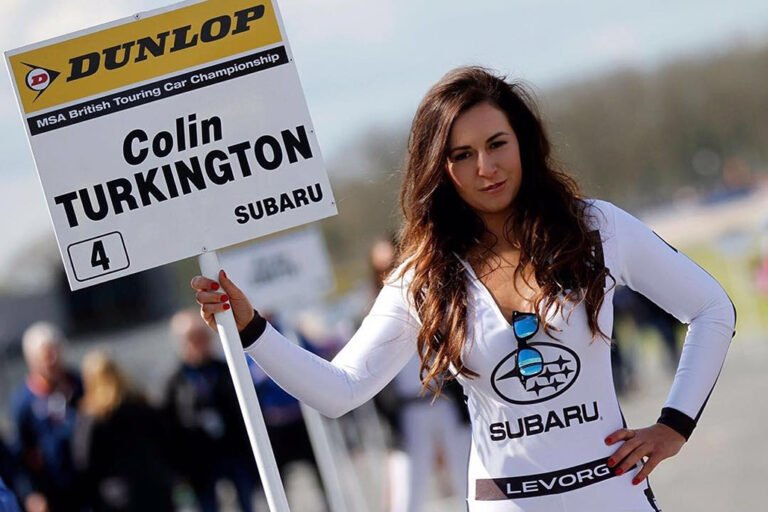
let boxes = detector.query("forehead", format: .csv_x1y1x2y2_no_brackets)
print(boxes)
449,102,513,145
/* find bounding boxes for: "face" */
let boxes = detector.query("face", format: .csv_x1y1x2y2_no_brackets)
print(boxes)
181,324,213,365
445,102,522,221
28,342,62,381
370,240,395,274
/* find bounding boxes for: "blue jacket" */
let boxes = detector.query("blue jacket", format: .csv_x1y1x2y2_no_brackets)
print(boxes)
9,371,82,501
0,477,21,512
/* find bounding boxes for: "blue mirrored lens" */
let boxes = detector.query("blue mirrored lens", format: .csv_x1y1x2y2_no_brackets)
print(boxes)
513,315,539,339
518,348,543,377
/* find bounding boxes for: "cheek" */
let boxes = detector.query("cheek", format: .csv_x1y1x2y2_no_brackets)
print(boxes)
445,165,472,192
502,145,522,173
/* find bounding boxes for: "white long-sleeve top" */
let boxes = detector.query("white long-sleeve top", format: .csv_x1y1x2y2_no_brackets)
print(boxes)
244,200,735,512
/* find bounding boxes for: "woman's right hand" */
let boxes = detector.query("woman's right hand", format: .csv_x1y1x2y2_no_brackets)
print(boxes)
190,270,255,332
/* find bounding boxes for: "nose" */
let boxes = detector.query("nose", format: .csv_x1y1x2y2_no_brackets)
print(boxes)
477,150,497,178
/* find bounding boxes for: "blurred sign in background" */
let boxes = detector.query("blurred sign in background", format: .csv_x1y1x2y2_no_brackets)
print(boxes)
1,1,767,511
221,226,335,312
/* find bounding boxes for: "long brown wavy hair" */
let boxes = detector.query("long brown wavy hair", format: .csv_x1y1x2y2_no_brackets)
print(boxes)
397,67,612,393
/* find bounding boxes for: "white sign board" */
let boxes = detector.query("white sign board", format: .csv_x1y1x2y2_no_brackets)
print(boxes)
221,226,334,311
6,0,337,290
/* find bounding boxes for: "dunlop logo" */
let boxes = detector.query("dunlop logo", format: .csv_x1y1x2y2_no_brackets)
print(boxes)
67,6,264,82
8,0,282,114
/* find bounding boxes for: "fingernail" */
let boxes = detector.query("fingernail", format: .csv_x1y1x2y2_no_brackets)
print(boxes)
220,294,229,302
615,468,624,476
211,283,220,291
607,458,615,467
604,437,611,445
223,303,230,310
632,478,640,485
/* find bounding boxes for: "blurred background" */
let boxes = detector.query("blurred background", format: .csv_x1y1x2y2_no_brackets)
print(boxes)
1,1,767,511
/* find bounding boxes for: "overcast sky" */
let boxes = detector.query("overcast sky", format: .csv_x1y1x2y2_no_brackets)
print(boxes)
1,0,766,282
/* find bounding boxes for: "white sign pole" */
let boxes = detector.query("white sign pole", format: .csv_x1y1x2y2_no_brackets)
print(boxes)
199,250,291,512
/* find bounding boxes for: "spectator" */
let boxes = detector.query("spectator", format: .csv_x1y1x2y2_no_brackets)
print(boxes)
10,322,82,512
0,477,22,512
613,287,682,395
163,310,258,512
247,313,329,511
72,350,174,511
0,439,21,512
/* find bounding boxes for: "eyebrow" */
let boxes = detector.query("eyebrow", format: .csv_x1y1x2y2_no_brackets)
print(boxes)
448,131,509,153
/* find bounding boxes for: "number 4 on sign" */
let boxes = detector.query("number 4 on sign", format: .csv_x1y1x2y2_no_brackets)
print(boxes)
91,240,110,270
67,232,128,284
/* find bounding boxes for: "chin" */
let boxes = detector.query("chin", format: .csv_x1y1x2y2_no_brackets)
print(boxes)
478,198,516,214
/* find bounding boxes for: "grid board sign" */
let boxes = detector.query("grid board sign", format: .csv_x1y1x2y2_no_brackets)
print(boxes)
6,0,337,290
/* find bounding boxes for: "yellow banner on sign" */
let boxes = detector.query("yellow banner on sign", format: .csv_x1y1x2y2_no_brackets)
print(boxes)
9,0,281,114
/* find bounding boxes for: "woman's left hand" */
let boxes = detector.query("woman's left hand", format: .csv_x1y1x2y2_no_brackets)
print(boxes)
605,423,686,485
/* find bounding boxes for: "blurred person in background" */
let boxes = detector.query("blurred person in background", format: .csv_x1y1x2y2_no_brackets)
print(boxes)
163,310,259,512
0,439,21,512
612,288,682,395
0,478,22,512
370,237,471,512
193,67,736,511
755,216,768,295
0,439,16,499
10,322,82,512
246,312,329,511
71,350,174,511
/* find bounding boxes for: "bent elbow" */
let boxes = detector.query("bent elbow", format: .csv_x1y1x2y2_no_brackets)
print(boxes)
317,402,354,419
706,287,737,338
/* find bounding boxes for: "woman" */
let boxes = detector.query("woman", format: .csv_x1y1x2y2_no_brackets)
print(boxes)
192,67,736,511
72,351,175,512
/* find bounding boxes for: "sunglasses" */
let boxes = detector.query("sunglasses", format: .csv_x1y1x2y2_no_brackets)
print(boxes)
512,311,544,385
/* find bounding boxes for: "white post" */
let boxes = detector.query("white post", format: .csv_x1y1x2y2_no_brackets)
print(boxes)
282,322,349,512
198,250,291,512
324,412,370,512
351,402,389,511
298,403,350,512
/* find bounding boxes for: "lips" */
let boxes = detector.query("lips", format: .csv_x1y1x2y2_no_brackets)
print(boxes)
481,180,506,192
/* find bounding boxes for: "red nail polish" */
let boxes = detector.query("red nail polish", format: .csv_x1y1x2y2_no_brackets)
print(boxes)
615,468,624,476
632,478,640,486
220,295,229,302
605,438,611,445
223,303,230,310
211,283,220,291
607,458,615,467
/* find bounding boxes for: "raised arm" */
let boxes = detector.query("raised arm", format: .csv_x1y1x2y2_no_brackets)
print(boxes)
193,271,420,418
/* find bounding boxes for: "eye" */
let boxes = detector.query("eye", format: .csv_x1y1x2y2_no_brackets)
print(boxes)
450,150,472,162
489,139,507,150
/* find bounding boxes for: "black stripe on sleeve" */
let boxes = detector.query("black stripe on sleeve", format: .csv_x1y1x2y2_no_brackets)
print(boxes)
239,310,267,349
656,407,696,440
